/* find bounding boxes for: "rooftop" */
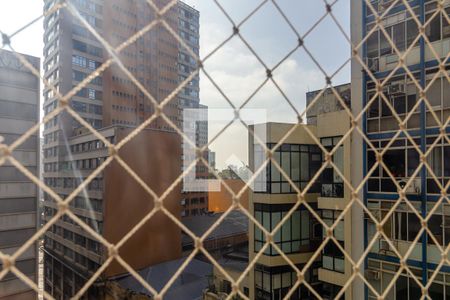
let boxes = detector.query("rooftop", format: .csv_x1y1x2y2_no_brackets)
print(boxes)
182,210,248,246
115,257,213,300
217,246,249,273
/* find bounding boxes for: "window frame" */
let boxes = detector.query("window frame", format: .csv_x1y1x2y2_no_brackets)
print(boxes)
254,203,313,256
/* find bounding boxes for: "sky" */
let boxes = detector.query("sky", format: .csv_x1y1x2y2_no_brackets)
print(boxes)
0,0,350,170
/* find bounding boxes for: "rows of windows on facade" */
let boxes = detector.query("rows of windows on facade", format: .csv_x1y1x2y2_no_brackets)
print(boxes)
239,1,450,299
362,1,450,300
11,0,203,299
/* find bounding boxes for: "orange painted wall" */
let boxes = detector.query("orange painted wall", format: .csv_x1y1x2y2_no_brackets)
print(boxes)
103,128,182,277
208,179,249,213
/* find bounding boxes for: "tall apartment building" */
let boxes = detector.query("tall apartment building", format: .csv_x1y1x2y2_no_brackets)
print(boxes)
352,1,450,299
177,3,210,217
246,84,353,300
177,1,200,112
0,49,40,299
181,103,209,217
42,126,182,298
41,0,198,298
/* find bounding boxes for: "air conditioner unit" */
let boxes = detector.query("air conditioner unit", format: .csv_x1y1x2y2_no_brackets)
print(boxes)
430,105,442,111
443,26,450,37
379,239,391,253
397,178,421,194
256,290,265,299
373,271,381,280
364,209,380,221
387,83,406,95
365,57,379,72
379,238,399,255
379,0,395,10
365,270,381,281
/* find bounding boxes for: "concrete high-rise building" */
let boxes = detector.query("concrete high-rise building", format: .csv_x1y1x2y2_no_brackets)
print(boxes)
0,49,40,299
42,126,182,298
352,1,450,299
180,102,210,217
177,0,200,111
244,84,353,300
208,150,216,171
177,3,210,217
41,0,198,298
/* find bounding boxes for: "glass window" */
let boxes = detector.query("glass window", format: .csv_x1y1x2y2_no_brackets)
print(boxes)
263,212,270,231
443,8,450,39
426,78,442,107
429,283,444,300
264,143,320,194
272,212,281,245
396,276,408,300
254,204,311,256
383,149,405,178
393,22,405,51
380,26,392,55
393,95,406,115
271,152,281,182
334,146,344,183
407,148,420,177
426,12,441,42
444,146,450,177
323,241,345,273
407,94,417,113
281,212,291,253
321,210,345,273
368,95,380,118
368,150,379,176
428,214,443,245
408,212,421,242
292,211,300,240
427,146,442,177
300,152,309,181
367,30,379,58
291,152,300,181
88,88,95,99
321,137,344,197
407,19,419,47
443,77,450,108
381,94,393,116
254,264,315,300
444,215,450,245
394,211,407,240
88,59,96,70
301,210,310,242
